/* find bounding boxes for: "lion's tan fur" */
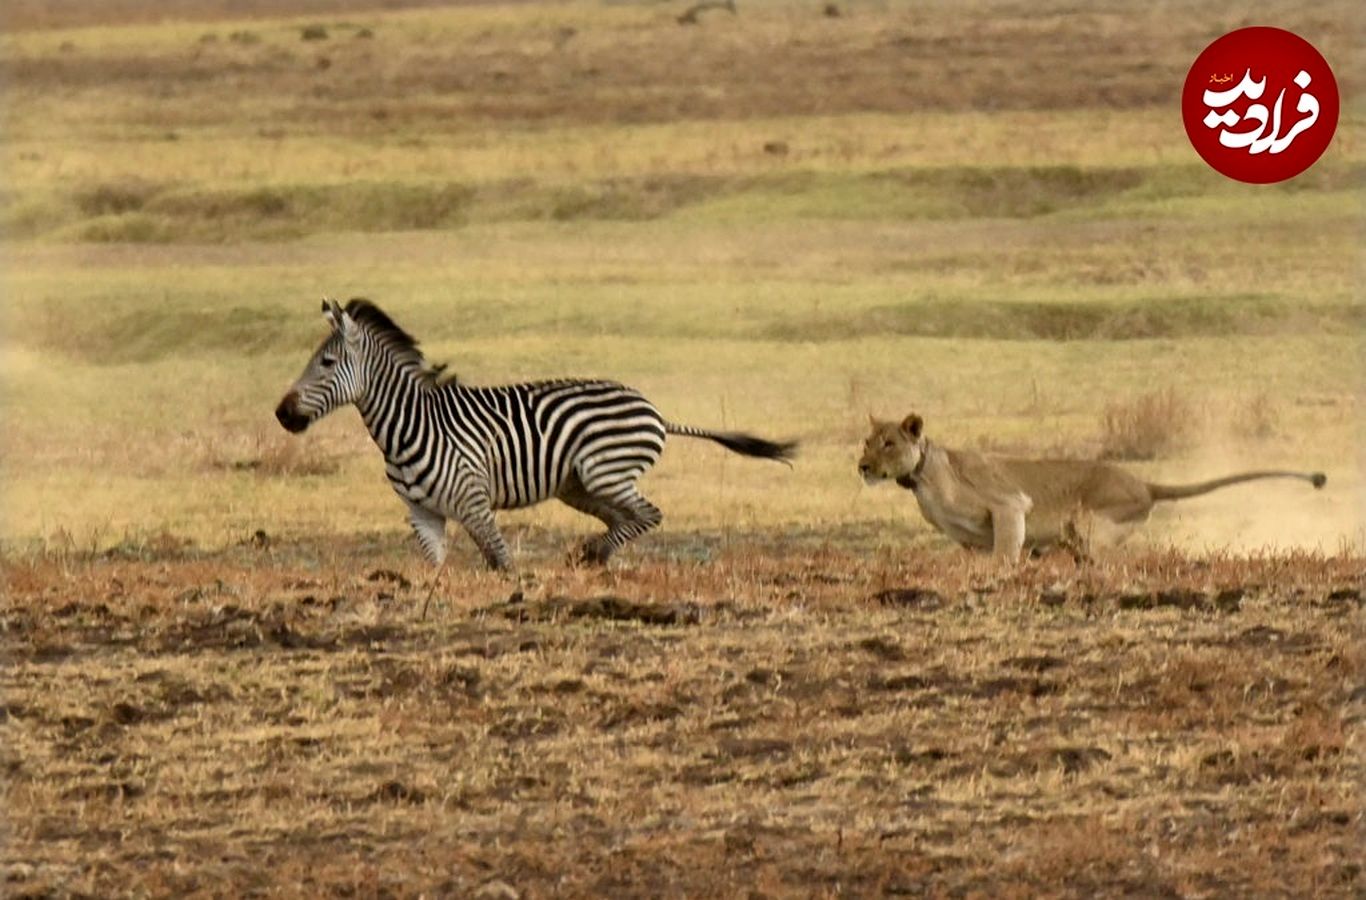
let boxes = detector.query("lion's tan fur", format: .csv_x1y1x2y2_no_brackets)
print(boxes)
859,413,1327,561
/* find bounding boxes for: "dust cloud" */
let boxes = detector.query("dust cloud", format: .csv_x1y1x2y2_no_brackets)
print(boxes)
1143,434,1363,554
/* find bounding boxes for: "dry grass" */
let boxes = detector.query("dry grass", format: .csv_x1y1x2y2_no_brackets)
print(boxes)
2,0,456,31
1231,392,1282,442
1098,387,1197,461
0,4,1201,124
207,430,342,478
3,534,1362,897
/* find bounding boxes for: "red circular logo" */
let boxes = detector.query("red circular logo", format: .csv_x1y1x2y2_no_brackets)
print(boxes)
1182,27,1338,184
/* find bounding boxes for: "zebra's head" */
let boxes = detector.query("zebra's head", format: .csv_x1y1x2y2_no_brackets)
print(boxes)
275,299,366,433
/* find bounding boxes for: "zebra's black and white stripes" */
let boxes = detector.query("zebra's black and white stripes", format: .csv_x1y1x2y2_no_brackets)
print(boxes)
276,299,795,569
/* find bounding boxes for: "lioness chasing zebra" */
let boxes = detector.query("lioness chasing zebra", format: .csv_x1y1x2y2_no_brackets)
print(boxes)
276,300,1327,570
859,412,1327,563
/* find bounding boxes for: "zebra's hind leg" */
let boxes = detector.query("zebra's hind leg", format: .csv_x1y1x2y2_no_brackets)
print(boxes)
560,474,662,565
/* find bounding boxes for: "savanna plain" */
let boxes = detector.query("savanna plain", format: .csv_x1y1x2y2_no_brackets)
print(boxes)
2,0,1363,896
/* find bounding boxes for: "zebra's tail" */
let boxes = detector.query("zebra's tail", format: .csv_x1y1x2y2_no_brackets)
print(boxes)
665,422,798,464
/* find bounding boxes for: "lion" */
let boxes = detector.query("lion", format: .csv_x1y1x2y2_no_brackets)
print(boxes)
859,412,1327,561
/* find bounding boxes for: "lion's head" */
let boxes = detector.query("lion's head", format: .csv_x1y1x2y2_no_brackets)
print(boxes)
859,413,926,488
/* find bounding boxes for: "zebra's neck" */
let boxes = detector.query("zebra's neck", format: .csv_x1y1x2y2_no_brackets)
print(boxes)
354,350,434,459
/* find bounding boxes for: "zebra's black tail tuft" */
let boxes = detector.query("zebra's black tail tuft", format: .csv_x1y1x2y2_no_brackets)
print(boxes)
666,423,798,464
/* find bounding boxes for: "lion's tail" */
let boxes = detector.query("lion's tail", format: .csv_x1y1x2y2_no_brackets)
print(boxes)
1147,470,1326,502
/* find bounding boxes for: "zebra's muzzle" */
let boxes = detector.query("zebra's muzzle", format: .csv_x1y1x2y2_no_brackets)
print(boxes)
275,395,311,433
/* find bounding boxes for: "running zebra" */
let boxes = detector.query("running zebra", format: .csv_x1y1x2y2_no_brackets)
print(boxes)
275,299,796,569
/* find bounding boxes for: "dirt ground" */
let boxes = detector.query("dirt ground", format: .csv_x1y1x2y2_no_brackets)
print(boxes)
3,532,1361,897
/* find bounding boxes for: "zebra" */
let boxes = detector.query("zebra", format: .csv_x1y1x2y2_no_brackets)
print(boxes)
275,299,797,570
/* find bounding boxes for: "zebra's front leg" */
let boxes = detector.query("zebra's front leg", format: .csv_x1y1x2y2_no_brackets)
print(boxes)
455,495,514,572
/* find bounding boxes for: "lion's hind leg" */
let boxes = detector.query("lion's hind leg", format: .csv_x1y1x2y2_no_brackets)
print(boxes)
1059,513,1093,564
1067,505,1146,561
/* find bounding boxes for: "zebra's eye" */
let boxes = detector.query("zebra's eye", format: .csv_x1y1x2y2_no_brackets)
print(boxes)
320,356,337,369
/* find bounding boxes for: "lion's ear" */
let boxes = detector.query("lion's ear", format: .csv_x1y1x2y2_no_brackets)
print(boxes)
867,413,878,428
900,413,923,439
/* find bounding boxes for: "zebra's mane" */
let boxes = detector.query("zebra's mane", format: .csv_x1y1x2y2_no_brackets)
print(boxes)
344,298,456,387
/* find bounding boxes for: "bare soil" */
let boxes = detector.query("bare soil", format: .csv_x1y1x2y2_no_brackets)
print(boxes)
4,533,1362,897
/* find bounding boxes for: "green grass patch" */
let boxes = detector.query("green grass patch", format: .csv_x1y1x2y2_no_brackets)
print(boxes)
21,176,734,242
41,304,299,365
12,162,1363,243
760,295,1364,342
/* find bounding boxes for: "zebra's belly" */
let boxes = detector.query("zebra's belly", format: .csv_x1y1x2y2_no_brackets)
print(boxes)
386,470,441,507
385,465,561,513
489,480,560,510
487,463,567,511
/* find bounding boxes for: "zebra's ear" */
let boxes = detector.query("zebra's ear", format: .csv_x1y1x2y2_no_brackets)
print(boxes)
335,307,360,345
321,298,353,338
